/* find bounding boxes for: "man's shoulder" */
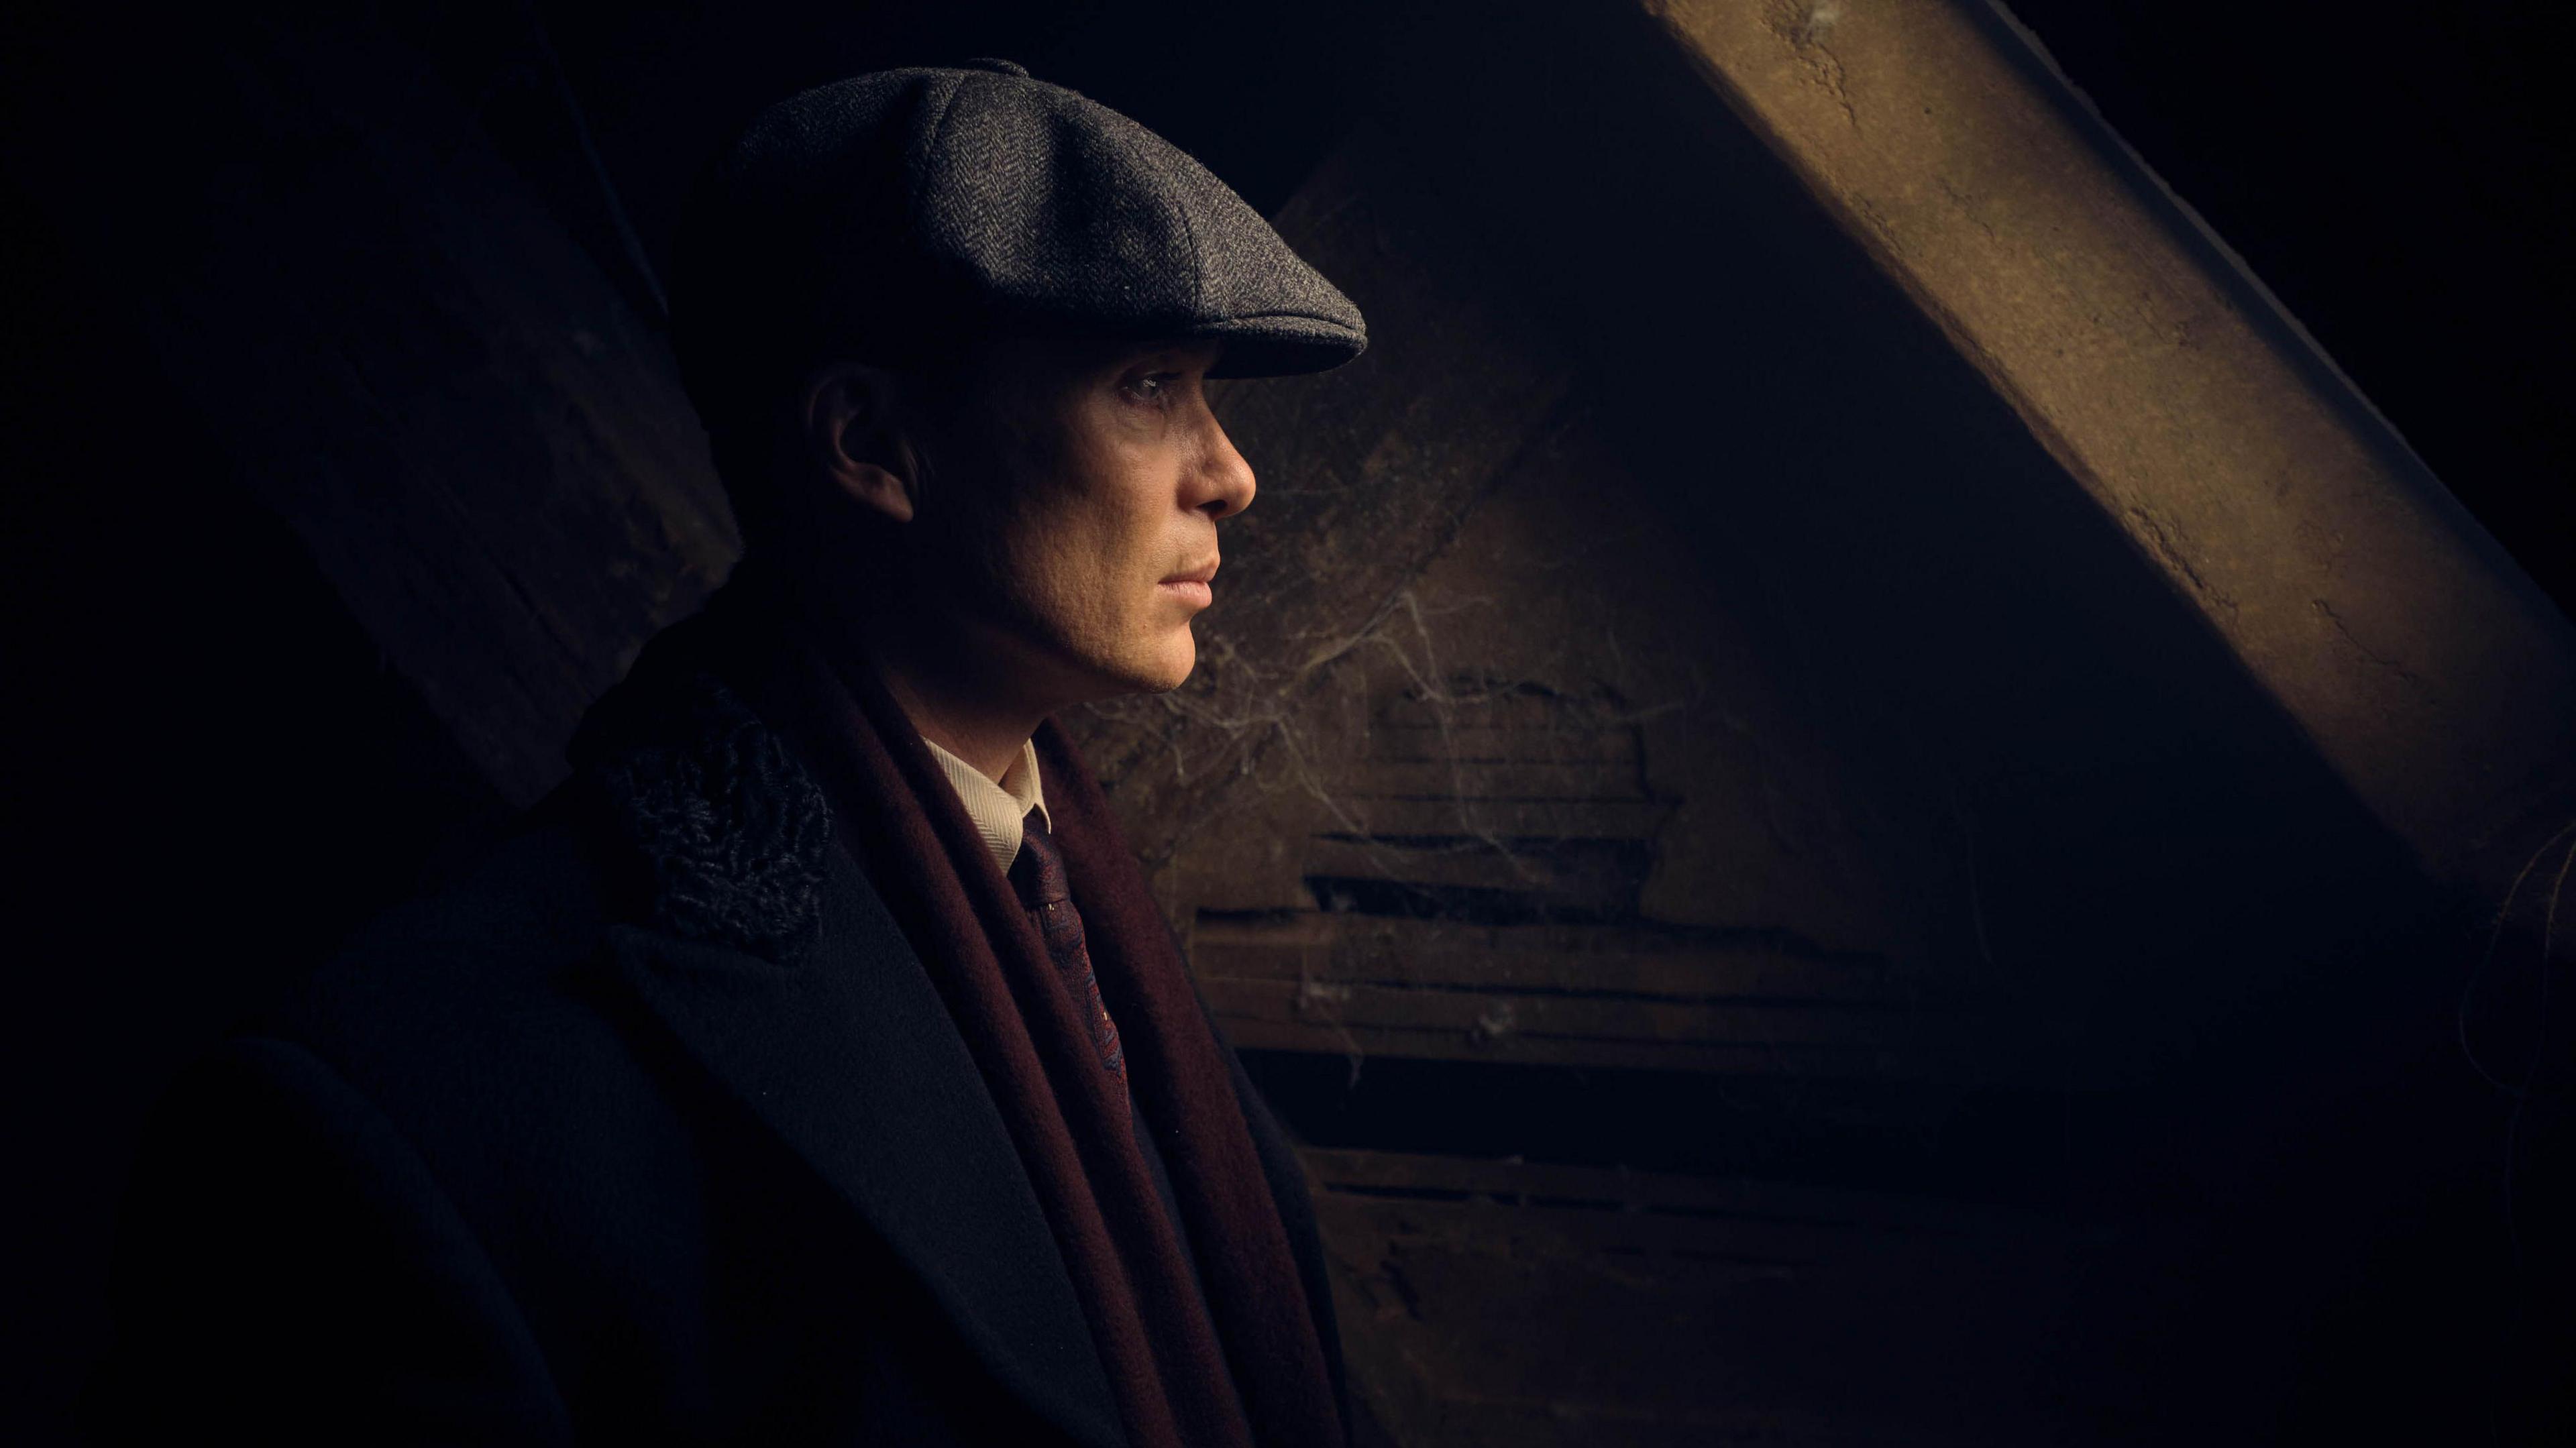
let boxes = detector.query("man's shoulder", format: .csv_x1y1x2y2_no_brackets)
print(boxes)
259,791,639,1090
234,650,860,1168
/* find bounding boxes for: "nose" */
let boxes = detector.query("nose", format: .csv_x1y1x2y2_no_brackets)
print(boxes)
1189,405,1256,520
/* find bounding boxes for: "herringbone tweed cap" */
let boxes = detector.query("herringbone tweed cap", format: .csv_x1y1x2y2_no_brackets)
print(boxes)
672,56,1366,415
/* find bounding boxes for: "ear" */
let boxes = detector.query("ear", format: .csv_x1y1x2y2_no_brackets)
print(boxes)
802,362,918,524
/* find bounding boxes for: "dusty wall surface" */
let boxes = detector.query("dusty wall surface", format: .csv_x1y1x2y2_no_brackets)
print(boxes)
1063,138,1968,1100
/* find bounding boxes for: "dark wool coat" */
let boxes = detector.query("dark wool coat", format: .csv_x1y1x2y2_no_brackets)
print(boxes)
91,677,1342,1445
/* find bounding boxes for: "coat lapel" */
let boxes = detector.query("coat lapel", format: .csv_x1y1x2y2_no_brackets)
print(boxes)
608,840,1125,1448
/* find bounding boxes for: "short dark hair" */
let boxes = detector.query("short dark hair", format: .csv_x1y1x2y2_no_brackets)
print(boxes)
667,149,981,547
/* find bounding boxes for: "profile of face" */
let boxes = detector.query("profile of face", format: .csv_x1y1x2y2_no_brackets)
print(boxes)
803,331,1256,713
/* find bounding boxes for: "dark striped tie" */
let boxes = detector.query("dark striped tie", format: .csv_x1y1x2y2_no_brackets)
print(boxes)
1008,810,1130,1095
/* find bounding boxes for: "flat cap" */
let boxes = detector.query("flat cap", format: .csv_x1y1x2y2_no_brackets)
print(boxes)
671,58,1366,415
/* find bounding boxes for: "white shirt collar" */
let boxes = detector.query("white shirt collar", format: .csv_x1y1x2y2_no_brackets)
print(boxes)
920,735,1050,874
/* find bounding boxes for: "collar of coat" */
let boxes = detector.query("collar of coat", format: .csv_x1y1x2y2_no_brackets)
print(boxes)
572,663,835,962
563,663,1130,1448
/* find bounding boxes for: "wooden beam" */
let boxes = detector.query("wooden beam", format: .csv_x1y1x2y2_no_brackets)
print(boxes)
1638,0,2576,888
10,11,739,807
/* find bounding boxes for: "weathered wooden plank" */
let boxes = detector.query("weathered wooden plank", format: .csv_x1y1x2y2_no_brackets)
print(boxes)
1638,0,2576,887
1210,981,1989,1078
1222,1016,1943,1076
1191,913,1915,1003
1316,797,1672,840
1203,977,1956,1046
1307,1149,2075,1447
1368,1398,1984,1448
1363,723,1643,765
1332,759,1650,799
1191,941,1898,1005
1297,836,1648,891
1328,1190,1840,1262
1301,1148,2023,1233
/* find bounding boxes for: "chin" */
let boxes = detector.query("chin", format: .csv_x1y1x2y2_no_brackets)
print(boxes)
1139,634,1198,693
1056,628,1197,701
1111,627,1198,695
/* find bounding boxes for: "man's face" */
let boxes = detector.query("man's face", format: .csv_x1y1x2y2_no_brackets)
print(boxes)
907,333,1254,706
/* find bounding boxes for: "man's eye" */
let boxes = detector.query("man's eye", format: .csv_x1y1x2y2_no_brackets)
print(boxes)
1123,372,1177,406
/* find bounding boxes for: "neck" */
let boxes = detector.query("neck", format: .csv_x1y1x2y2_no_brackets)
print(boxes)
764,563,1044,785
873,643,1041,785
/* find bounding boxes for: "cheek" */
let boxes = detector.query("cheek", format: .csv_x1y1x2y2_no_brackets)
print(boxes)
955,390,1190,664
986,471,1161,642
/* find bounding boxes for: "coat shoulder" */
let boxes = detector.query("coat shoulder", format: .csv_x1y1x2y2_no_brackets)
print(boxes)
248,662,851,1236
270,795,632,1057
272,662,840,1072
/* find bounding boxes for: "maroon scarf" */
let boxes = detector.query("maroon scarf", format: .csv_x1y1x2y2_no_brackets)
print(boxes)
696,572,1342,1448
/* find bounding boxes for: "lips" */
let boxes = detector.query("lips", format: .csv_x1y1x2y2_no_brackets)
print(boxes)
1158,557,1218,609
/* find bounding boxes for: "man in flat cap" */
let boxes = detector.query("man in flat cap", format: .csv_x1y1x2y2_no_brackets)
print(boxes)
99,61,1364,1447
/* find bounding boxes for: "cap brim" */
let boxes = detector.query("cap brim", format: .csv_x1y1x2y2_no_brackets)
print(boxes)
1189,313,1369,378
